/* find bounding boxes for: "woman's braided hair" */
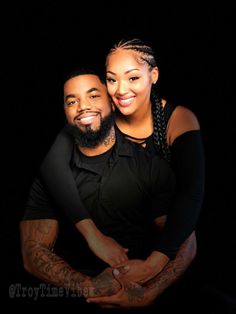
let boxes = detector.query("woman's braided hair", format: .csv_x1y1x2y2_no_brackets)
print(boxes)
107,38,170,162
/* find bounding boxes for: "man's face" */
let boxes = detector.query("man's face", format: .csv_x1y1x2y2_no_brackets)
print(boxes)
64,74,112,132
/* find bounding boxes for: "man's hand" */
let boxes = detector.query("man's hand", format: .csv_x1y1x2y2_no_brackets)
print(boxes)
86,268,155,309
81,267,122,298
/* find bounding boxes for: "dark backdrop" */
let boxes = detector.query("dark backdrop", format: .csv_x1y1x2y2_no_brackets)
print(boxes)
2,1,234,310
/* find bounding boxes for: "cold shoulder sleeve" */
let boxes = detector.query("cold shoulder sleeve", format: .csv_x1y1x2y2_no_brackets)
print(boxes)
155,130,205,259
39,125,91,224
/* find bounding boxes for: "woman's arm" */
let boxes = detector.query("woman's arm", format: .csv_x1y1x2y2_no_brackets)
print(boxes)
39,126,128,266
39,125,90,223
156,106,205,259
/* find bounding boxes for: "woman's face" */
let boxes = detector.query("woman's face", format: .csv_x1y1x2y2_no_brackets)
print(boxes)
106,49,158,117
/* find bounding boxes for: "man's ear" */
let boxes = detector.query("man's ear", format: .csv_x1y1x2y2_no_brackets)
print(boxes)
151,66,159,84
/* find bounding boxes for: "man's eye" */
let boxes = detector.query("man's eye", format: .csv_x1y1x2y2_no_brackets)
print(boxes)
66,100,77,106
90,94,101,99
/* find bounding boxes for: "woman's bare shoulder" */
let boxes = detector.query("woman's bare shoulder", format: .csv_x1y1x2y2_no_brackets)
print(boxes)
167,105,200,145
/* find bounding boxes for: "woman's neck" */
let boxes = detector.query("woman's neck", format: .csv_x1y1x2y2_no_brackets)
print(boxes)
115,105,153,138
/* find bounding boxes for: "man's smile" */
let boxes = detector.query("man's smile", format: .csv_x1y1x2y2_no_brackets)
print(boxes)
75,111,100,125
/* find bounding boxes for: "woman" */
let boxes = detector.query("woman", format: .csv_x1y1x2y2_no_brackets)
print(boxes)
39,38,205,281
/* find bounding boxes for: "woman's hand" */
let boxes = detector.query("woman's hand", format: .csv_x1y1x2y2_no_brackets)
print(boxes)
114,259,155,284
88,233,129,266
114,251,169,284
76,219,128,266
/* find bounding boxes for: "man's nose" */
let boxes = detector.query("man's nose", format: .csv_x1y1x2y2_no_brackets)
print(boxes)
77,100,92,111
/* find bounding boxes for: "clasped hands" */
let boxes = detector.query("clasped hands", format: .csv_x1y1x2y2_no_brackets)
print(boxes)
81,254,169,309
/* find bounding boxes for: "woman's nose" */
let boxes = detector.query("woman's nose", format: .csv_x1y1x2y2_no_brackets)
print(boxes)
116,80,129,95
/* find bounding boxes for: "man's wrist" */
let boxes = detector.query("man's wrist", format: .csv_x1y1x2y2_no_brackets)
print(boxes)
78,276,94,297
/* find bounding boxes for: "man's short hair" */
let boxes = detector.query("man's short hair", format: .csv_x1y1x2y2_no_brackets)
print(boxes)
64,68,106,85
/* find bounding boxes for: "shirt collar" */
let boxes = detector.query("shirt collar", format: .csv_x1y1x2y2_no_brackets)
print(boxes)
71,126,133,171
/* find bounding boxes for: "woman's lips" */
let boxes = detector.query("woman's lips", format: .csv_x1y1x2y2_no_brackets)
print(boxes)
117,97,135,107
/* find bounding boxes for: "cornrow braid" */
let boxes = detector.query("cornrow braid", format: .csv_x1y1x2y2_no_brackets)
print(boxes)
151,87,171,162
108,38,170,162
109,38,157,69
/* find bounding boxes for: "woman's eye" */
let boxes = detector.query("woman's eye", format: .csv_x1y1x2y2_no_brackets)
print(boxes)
129,76,139,82
106,77,116,83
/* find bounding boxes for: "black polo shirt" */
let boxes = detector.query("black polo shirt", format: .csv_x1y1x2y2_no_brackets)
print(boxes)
23,131,175,271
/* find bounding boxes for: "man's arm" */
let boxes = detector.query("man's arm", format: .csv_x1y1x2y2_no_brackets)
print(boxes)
86,231,196,308
20,219,120,297
146,230,196,292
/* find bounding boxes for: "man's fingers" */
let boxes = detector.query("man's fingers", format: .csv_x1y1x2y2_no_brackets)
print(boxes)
87,275,124,305
100,304,120,309
87,295,117,305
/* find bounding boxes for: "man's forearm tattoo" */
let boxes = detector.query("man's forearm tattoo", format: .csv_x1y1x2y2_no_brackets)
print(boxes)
23,221,86,291
125,283,144,303
146,233,195,293
91,271,118,296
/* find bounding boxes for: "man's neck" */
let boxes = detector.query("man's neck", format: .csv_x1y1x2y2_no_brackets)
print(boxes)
78,127,116,156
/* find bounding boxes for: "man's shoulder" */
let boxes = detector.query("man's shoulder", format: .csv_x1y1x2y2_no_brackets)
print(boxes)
22,175,58,221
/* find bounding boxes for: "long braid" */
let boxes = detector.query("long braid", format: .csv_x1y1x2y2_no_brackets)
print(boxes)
108,38,171,162
151,87,171,162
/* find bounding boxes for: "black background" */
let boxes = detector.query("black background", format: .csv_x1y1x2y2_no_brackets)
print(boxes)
2,1,235,310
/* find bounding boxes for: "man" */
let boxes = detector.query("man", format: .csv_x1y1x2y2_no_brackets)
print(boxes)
20,69,196,309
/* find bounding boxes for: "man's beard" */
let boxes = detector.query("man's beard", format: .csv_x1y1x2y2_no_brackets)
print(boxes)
68,112,115,148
